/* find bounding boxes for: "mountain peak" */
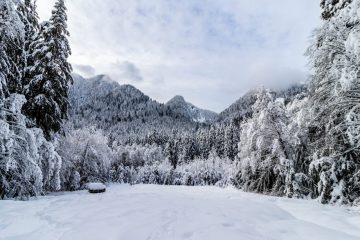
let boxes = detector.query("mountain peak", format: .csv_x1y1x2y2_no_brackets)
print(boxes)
168,95,186,104
166,95,217,123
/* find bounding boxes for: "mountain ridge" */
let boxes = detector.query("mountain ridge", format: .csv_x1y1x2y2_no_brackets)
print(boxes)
68,74,216,143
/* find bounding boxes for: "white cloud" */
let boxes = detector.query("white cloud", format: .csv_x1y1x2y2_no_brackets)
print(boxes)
73,64,96,78
37,0,320,112
106,61,143,82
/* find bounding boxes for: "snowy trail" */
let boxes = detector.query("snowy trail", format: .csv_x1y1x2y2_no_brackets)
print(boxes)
0,185,359,240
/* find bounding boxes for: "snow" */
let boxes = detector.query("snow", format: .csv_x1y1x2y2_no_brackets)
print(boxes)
0,184,359,240
87,182,106,191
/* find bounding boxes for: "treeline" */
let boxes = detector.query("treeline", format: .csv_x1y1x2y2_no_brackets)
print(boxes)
58,127,236,190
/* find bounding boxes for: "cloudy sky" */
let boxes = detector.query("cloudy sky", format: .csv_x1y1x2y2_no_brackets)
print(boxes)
37,0,320,112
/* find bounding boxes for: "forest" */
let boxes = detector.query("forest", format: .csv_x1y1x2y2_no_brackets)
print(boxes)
1,0,360,207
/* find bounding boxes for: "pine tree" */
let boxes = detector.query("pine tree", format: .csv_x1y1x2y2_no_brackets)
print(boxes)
23,0,73,138
198,129,211,159
165,139,178,168
224,122,239,160
214,124,225,158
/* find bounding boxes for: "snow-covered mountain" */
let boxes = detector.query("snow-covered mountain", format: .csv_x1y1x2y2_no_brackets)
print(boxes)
68,74,216,142
165,95,217,123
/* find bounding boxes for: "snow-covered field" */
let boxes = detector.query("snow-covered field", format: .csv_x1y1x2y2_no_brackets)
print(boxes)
0,185,359,240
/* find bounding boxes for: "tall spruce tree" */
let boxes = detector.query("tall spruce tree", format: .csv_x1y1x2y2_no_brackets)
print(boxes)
23,0,73,139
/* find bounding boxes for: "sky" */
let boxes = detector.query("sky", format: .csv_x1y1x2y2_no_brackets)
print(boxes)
37,0,320,112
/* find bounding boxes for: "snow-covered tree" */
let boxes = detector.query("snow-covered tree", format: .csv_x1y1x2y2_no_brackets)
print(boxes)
23,0,72,138
320,0,352,20
0,0,24,94
224,122,239,160
236,89,296,196
0,94,43,199
165,139,178,168
307,0,360,204
0,0,75,198
16,0,40,89
285,97,314,198
58,127,113,189
0,46,10,100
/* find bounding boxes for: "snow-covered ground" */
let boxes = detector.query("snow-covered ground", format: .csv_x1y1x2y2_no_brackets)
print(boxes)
0,185,359,240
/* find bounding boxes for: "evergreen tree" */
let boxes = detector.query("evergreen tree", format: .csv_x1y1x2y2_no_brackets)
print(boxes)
214,124,225,158
198,129,211,159
224,122,239,160
165,139,178,168
23,0,73,138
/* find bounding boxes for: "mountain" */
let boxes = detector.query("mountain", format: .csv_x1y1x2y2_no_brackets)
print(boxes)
68,74,215,143
165,95,217,123
70,74,161,123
